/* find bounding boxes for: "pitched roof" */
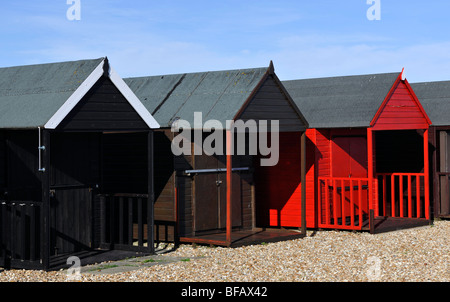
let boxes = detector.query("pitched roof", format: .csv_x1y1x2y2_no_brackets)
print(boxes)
0,58,159,129
124,67,271,129
282,72,401,129
411,80,450,126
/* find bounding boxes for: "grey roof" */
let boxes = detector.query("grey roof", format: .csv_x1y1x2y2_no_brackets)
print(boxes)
411,81,450,126
283,72,401,129
0,58,104,128
124,67,269,129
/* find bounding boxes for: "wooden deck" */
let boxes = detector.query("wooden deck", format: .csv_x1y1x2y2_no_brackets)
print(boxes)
180,228,306,248
367,216,431,234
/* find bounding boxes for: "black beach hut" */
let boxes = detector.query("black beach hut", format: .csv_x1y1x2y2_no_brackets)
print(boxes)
0,58,160,270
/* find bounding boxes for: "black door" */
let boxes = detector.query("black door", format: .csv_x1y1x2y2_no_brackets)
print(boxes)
50,133,100,255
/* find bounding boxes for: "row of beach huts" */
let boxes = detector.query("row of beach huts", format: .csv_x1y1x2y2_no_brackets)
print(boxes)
0,57,449,270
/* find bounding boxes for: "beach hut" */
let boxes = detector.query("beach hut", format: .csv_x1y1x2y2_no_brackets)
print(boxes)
0,58,160,269
412,80,450,219
125,62,309,247
283,70,432,233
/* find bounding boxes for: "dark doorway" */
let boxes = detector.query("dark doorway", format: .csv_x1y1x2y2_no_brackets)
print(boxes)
193,153,242,233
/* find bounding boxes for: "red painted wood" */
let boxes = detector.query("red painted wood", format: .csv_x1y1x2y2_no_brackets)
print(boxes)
256,132,305,228
372,81,430,130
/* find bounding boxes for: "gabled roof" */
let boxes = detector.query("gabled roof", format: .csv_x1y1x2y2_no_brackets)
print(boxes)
411,80,450,126
124,66,277,129
282,72,402,129
0,58,159,129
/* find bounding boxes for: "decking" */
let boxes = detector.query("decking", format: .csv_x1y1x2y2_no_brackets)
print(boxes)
180,228,306,248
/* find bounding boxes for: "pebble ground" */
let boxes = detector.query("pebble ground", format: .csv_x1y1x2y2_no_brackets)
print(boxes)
0,220,449,282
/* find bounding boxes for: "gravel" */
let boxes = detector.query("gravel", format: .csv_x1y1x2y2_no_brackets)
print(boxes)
0,220,449,282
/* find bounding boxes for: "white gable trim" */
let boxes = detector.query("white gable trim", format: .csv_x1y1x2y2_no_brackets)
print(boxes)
109,67,160,129
44,59,105,129
45,59,160,130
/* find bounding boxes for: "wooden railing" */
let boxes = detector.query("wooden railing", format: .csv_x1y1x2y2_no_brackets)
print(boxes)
375,173,428,219
0,200,43,269
98,193,153,252
318,177,369,230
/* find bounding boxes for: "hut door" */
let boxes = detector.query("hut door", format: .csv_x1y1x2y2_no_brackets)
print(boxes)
194,155,241,233
332,136,367,178
439,131,450,216
331,136,368,223
50,133,100,255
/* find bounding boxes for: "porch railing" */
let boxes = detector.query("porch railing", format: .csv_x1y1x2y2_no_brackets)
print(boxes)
0,200,43,269
375,173,428,219
318,177,369,230
98,193,153,253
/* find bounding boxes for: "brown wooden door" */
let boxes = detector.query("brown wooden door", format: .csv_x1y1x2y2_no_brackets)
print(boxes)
439,131,450,216
194,154,241,233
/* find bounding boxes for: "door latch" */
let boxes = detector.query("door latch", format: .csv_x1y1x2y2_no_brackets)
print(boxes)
216,180,223,186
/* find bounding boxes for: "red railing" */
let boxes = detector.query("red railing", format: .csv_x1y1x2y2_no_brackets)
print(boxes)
318,177,369,230
375,173,428,219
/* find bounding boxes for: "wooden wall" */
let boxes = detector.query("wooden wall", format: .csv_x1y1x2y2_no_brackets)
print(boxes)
254,132,303,227
0,131,6,191
239,75,306,132
372,80,429,131
2,130,41,201
167,130,254,239
57,76,148,132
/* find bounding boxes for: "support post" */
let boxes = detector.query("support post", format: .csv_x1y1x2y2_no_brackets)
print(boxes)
367,128,374,223
40,129,51,270
424,128,430,220
226,130,233,246
300,131,307,234
147,131,155,253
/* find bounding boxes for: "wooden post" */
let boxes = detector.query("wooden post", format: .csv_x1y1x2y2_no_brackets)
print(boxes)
226,130,232,246
41,129,51,270
147,130,155,253
424,128,430,220
367,128,374,227
300,131,307,234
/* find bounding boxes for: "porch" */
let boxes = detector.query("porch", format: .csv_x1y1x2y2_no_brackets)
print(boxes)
179,227,305,248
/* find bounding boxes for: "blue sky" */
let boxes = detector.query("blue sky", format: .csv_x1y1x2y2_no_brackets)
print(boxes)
1,0,450,82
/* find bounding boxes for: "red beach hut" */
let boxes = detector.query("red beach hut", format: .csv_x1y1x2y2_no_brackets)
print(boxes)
283,70,432,233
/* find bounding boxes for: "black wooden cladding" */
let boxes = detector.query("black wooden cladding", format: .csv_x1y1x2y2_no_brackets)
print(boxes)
57,76,149,132
239,75,306,132
5,131,42,202
0,201,42,269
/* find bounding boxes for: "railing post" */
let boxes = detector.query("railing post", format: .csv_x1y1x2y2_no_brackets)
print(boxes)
417,176,421,218
359,180,363,228
325,179,329,226
408,175,412,218
399,175,404,218
391,174,396,217
350,179,354,228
